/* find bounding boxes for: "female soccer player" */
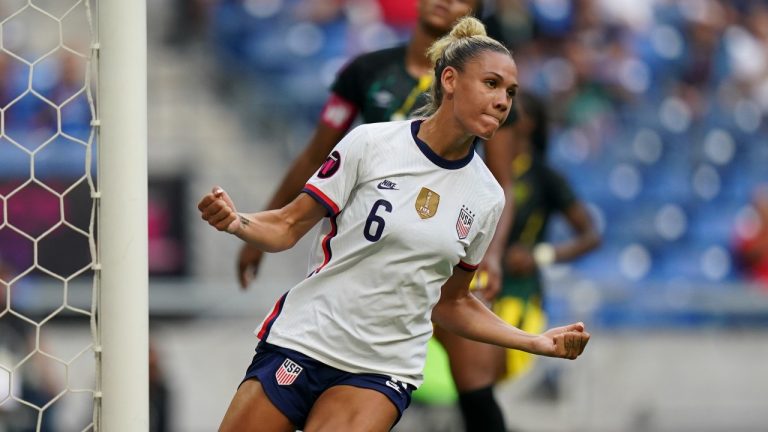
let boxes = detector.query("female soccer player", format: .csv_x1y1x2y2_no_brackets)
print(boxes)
238,3,517,426
201,17,590,432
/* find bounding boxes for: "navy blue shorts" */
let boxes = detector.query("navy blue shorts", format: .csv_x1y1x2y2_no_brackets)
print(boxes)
241,342,414,429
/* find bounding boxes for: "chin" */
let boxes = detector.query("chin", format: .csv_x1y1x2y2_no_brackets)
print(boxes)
474,121,500,140
472,127,496,140
477,130,496,140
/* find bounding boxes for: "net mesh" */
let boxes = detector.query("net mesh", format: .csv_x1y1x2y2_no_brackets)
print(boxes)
0,0,98,430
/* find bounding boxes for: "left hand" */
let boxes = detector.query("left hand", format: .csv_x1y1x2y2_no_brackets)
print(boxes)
533,322,590,360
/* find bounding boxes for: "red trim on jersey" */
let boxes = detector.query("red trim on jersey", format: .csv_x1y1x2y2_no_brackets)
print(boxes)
457,261,479,272
320,93,357,131
304,184,340,215
313,215,338,274
257,293,287,340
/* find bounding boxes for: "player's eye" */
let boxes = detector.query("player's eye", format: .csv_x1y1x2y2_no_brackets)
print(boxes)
507,88,517,98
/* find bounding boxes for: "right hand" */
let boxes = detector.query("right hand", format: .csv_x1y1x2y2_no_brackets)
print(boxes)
238,244,264,289
533,322,590,360
197,187,241,234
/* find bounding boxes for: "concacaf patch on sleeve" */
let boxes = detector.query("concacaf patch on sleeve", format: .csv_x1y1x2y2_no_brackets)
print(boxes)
456,206,475,239
317,150,341,179
275,358,303,386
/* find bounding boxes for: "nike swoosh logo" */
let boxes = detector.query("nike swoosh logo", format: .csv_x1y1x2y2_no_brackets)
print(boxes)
377,180,398,190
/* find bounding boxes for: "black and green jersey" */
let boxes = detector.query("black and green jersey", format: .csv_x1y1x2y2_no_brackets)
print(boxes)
331,45,430,123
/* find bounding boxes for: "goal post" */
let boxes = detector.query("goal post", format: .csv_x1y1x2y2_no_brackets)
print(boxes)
97,0,149,429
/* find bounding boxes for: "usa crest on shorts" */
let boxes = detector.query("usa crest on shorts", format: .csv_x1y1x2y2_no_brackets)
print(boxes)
456,206,474,239
275,358,303,385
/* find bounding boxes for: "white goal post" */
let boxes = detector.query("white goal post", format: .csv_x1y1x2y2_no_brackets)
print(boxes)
97,0,149,430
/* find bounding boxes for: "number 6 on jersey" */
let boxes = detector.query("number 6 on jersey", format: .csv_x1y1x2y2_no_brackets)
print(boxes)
364,199,392,242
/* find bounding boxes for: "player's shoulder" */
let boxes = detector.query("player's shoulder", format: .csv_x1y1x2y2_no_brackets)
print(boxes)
347,120,414,153
469,156,505,203
353,119,412,136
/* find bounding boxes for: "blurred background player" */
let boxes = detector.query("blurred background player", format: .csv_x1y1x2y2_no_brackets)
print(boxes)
496,90,600,387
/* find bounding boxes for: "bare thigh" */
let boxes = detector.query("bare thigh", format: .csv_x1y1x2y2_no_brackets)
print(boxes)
434,326,506,392
303,385,398,432
219,379,295,432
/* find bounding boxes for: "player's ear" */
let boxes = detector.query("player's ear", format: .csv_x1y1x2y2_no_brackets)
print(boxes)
441,66,457,99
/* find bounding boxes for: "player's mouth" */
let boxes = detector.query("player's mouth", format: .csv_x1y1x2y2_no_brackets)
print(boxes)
483,114,501,126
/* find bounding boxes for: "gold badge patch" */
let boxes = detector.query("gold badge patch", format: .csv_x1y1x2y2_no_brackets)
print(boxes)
415,187,440,219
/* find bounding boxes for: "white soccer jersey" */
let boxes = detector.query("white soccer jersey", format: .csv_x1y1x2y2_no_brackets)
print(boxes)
255,120,504,387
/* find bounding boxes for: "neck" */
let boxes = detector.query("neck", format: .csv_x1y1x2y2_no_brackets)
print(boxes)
418,110,476,161
406,24,440,78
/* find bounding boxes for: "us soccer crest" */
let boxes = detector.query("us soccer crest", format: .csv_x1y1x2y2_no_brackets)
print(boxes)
275,358,303,386
415,187,440,219
456,206,475,239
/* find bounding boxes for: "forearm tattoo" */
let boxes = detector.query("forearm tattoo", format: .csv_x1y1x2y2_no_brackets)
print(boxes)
239,214,251,226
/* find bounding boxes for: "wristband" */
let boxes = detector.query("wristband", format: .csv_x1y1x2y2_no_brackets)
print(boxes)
533,243,556,267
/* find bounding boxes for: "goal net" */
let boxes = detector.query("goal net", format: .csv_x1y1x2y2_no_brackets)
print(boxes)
0,0,147,430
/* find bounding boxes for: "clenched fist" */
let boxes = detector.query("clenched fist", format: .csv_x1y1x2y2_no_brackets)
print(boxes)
534,322,590,360
198,187,242,234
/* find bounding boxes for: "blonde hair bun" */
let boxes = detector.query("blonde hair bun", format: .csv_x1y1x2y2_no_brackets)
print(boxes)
426,16,489,64
449,16,487,39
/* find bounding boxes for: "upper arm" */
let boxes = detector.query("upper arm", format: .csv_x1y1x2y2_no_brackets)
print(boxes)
546,170,595,236
433,267,476,323
279,193,328,244
440,268,476,302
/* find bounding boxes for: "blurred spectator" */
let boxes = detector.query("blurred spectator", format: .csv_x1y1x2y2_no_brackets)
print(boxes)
0,259,58,432
733,185,768,291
